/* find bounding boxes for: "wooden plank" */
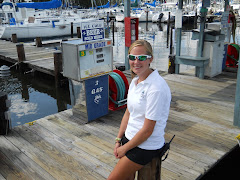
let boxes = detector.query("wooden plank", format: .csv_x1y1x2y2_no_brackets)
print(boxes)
167,80,235,102
45,114,115,153
36,117,118,167
22,121,112,179
0,173,6,180
12,125,105,180
54,111,117,144
0,135,54,180
171,95,234,124
0,152,28,180
167,116,236,148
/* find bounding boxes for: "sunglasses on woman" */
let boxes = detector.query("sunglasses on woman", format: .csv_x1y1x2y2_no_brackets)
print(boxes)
128,54,152,61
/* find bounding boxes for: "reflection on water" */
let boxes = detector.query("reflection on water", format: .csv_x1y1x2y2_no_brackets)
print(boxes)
0,62,71,127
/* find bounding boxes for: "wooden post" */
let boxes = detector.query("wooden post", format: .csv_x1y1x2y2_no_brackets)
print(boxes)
146,7,149,22
35,37,42,47
146,7,149,32
137,156,162,180
194,9,198,29
0,92,10,135
16,43,26,62
77,27,81,38
11,33,18,43
71,22,73,38
168,27,175,74
54,51,63,88
16,43,26,73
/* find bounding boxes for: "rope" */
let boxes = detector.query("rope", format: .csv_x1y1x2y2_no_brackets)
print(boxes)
109,72,126,105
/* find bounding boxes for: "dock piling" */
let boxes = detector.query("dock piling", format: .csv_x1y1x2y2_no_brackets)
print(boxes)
54,51,63,88
35,37,42,47
11,34,18,43
71,22,73,38
0,92,10,135
77,27,81,38
16,43,26,73
16,43,26,62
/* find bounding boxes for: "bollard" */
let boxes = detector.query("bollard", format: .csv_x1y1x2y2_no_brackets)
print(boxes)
35,37,42,47
11,33,18,43
0,92,10,135
71,22,73,38
77,27,81,38
54,51,63,88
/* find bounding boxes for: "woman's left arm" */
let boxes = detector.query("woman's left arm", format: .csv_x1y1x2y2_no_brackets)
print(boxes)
116,118,156,158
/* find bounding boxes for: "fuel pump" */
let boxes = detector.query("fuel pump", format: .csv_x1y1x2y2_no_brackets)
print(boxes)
62,19,113,122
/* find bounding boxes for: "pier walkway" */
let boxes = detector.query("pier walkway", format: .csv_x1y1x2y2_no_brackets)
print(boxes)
0,69,239,179
0,39,60,76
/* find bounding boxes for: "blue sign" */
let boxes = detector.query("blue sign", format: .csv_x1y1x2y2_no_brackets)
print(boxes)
85,75,109,122
82,28,105,42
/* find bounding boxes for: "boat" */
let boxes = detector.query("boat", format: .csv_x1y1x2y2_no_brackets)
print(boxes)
0,11,98,40
0,0,62,25
152,2,177,23
0,0,101,40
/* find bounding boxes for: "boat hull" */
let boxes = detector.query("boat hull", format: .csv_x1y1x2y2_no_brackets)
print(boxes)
0,22,81,40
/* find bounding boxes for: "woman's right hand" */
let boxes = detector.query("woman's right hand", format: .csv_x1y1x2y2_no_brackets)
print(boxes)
114,142,121,158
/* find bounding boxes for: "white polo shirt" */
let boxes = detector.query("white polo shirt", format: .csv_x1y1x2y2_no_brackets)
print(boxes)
125,70,171,150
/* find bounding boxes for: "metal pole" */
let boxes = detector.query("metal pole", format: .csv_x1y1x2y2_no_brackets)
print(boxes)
175,0,183,74
234,64,240,127
197,1,207,58
124,0,131,70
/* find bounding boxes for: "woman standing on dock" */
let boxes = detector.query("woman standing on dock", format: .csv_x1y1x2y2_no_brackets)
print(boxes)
107,40,171,180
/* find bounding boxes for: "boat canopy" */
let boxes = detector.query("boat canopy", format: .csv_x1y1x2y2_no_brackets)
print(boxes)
145,0,156,7
0,2,14,8
16,0,62,9
112,2,118,8
96,1,110,9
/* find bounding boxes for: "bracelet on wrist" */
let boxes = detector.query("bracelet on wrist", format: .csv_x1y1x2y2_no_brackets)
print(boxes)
115,137,121,143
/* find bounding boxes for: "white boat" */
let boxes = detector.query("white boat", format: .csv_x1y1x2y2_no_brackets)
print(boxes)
115,7,156,22
152,2,177,23
152,11,175,23
0,12,98,40
0,0,62,24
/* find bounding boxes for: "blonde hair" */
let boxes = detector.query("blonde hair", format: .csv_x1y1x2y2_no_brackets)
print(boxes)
128,40,153,78
128,40,153,57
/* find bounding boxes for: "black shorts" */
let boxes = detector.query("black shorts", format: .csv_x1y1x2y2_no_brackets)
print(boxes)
121,134,162,166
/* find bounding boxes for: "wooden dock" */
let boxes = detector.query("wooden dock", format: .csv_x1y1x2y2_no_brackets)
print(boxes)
0,39,60,76
0,69,239,179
